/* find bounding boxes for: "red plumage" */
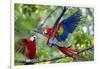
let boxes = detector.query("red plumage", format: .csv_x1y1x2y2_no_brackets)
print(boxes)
21,37,37,60
25,39,36,59
44,28,54,44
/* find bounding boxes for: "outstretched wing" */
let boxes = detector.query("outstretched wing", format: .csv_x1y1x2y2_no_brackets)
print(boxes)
57,10,81,42
53,7,67,37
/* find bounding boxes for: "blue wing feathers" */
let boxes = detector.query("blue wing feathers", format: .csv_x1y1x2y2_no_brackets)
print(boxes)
61,11,81,33
58,31,69,42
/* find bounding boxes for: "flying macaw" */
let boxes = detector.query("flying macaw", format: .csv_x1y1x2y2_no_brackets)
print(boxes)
20,35,38,63
43,7,81,59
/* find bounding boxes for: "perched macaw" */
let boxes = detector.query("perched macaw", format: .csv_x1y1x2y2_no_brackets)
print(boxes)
44,7,81,59
20,35,37,62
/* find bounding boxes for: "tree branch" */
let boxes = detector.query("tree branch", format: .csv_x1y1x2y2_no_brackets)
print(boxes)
79,46,94,53
15,55,67,64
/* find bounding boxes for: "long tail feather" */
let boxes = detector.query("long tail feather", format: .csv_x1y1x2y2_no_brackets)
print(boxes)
58,46,79,58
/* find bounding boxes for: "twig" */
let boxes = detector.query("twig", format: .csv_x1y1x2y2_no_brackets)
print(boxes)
79,46,94,53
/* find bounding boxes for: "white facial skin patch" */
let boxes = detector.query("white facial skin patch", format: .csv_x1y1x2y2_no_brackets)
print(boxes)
44,29,47,34
30,35,36,41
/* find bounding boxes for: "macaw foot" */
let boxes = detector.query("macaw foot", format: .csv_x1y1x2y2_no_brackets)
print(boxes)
25,59,38,65
25,59,33,65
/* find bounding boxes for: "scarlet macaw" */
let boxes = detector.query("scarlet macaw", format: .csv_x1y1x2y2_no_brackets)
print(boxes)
20,35,38,64
44,7,81,59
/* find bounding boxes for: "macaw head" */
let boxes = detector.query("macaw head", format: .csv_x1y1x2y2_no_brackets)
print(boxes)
43,28,48,35
29,35,36,41
43,28,54,37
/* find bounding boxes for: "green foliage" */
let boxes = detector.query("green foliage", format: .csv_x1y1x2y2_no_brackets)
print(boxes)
15,53,24,65
14,4,94,65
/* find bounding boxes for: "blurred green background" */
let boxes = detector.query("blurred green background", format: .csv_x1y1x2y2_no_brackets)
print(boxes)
14,4,94,65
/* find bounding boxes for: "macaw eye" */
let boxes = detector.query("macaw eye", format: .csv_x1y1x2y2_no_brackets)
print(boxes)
33,35,36,38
